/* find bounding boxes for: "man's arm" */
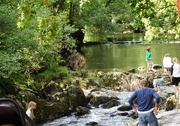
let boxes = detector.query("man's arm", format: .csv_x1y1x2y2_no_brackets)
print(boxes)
131,105,138,113
153,91,160,112
153,102,159,112
128,91,137,112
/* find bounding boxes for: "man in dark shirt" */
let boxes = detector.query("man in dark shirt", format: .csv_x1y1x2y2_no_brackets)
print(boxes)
128,79,160,126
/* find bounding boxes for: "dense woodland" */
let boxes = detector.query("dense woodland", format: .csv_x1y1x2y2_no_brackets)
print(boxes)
1,0,180,93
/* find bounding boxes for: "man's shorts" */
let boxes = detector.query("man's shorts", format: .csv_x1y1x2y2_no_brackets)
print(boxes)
146,60,153,66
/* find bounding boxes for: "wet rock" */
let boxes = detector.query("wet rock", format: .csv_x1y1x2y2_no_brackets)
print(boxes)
69,120,78,124
66,51,86,70
90,95,119,107
165,95,176,111
75,106,90,116
117,105,132,111
86,121,99,126
86,93,94,104
66,85,87,111
121,73,142,91
89,88,119,107
152,64,162,69
127,69,135,73
40,81,63,98
100,99,120,109
37,100,70,122
59,124,67,126
117,112,128,116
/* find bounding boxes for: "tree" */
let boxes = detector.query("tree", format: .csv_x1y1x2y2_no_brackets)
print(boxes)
0,0,77,91
79,0,132,41
127,0,180,42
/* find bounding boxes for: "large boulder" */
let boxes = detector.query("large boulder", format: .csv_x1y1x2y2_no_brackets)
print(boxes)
165,95,176,111
35,99,70,122
117,105,132,111
89,89,119,107
100,99,120,109
90,96,114,107
40,81,63,98
66,51,86,71
65,85,87,111
75,106,90,116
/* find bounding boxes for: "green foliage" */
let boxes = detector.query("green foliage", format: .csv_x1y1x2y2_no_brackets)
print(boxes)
127,0,180,42
0,1,23,79
2,0,180,94
38,65,72,80
0,0,77,92
0,52,22,78
80,1,118,37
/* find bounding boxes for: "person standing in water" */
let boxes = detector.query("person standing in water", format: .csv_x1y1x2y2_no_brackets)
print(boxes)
146,47,153,72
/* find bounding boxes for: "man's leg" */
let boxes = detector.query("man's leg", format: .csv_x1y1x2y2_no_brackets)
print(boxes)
147,113,159,126
138,114,148,126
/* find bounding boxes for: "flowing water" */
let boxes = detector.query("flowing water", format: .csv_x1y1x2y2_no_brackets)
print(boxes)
42,89,134,126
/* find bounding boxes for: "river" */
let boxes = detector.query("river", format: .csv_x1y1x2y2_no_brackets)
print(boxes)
82,43,180,72
41,89,134,126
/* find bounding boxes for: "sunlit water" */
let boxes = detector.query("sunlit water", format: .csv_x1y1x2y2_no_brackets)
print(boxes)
41,89,135,126
82,43,180,72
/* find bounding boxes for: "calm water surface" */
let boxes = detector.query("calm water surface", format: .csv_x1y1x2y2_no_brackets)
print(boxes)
82,43,180,72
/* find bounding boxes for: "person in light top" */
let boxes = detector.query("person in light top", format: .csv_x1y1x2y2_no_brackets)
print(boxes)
171,57,180,92
26,101,36,120
163,53,173,72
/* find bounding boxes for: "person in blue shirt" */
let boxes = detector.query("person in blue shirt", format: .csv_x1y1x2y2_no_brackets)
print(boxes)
148,76,165,93
128,79,160,126
146,47,153,72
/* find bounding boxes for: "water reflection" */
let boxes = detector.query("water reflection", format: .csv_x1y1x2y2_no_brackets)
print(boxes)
82,43,180,72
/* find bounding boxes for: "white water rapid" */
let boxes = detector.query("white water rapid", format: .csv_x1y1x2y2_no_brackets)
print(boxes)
41,89,135,126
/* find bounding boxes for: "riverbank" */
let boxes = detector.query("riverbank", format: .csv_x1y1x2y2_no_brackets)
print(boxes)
40,69,179,126
1,69,178,125
41,84,180,126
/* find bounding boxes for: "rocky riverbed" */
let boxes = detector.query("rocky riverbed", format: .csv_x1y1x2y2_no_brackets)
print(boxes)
41,85,180,126
1,69,180,126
